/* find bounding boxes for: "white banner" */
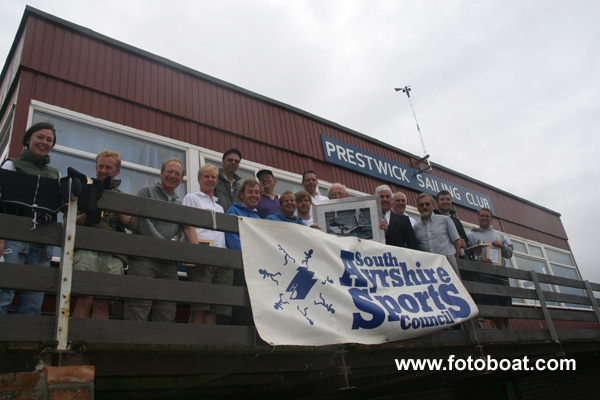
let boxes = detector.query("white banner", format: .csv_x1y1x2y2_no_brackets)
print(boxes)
239,218,478,346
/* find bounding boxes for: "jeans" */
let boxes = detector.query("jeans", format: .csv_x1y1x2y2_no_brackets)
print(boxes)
0,240,53,315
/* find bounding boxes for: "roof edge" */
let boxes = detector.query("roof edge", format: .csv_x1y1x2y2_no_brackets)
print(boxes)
14,6,560,217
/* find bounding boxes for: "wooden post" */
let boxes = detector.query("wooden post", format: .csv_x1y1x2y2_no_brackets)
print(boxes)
530,270,559,341
583,280,600,324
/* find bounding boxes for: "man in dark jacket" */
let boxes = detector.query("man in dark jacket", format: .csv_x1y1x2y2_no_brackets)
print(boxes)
215,148,242,213
434,190,470,257
385,212,419,250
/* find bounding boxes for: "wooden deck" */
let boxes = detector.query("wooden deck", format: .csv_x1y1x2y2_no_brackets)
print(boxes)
1,189,599,399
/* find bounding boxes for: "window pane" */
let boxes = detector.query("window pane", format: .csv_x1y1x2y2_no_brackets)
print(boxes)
551,264,579,280
33,111,185,169
274,177,305,195
529,244,544,258
514,255,556,303
512,240,527,253
504,257,514,268
551,264,588,309
514,256,547,274
545,248,575,266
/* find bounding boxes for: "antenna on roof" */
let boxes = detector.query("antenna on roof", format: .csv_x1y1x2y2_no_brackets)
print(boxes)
394,86,432,173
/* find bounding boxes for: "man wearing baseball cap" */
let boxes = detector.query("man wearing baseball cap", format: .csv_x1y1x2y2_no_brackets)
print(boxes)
256,169,281,218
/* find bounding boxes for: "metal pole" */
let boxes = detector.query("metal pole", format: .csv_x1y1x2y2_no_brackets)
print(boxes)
54,179,78,350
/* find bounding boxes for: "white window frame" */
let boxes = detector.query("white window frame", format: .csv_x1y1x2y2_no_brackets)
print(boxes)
28,101,194,191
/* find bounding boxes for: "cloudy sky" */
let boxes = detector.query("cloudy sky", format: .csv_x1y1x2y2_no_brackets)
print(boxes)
1,1,599,283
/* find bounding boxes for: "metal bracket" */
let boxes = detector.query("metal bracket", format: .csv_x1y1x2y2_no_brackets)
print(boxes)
335,349,356,390
418,154,432,174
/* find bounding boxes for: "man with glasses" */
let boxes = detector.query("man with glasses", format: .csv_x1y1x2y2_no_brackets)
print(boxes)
413,193,461,274
124,158,187,322
328,183,348,200
215,148,242,213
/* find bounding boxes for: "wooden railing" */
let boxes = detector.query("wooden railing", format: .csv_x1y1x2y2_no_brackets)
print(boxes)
1,189,599,349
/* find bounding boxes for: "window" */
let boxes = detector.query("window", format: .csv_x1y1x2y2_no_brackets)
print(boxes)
545,248,575,266
30,107,188,199
550,264,588,309
511,239,527,254
528,244,544,258
513,255,558,306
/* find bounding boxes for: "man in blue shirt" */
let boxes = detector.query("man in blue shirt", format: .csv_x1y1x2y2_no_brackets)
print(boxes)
266,191,306,225
226,178,262,250
226,177,263,326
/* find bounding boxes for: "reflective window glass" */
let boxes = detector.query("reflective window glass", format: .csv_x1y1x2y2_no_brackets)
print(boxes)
511,240,527,253
546,248,575,266
32,110,188,199
551,264,588,309
529,244,544,258
33,111,185,169
514,256,557,305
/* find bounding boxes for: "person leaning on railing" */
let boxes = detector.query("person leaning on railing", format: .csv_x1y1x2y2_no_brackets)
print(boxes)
225,177,263,325
0,122,60,315
71,150,137,319
182,164,231,325
466,207,514,330
124,158,187,323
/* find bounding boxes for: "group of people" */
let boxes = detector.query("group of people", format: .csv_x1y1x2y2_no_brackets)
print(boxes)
374,185,514,329
1,122,513,329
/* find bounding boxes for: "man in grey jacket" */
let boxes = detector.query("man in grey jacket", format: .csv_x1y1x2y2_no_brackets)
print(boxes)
215,148,242,213
468,207,514,265
124,158,186,322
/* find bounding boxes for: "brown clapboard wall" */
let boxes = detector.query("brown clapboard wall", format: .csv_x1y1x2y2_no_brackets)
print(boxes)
5,9,568,249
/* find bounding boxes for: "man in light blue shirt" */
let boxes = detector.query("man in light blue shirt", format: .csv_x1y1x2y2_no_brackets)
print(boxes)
413,193,461,274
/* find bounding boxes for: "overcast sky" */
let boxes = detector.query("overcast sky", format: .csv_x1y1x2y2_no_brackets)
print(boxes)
1,1,599,283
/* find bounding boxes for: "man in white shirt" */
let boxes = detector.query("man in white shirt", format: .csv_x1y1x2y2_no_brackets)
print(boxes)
300,170,328,219
183,164,230,325
301,170,329,203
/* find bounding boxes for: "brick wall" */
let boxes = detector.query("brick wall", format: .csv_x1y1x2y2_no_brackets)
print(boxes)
0,366,94,400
